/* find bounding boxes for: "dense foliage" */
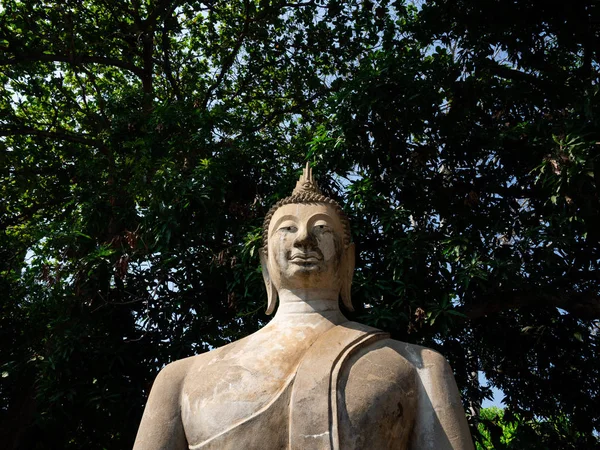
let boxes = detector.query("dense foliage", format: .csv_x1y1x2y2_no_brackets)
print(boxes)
476,407,592,450
1,0,598,448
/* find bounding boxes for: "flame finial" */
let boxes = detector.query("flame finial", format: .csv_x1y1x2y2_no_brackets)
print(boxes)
292,162,322,196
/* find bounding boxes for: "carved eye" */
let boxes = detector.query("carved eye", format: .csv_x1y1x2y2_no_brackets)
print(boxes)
279,225,297,233
313,223,331,233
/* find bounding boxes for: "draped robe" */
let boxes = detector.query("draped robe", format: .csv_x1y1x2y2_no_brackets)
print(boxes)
134,320,472,450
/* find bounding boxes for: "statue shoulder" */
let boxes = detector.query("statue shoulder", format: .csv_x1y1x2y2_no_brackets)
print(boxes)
159,333,255,381
151,355,197,395
341,336,419,381
336,322,451,372
380,339,453,373
340,335,457,395
153,342,239,392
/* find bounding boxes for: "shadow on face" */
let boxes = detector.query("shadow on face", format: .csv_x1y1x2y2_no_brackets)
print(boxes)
267,203,345,291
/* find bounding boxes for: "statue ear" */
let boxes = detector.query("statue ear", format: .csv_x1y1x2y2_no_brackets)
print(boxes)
340,242,355,312
259,248,278,315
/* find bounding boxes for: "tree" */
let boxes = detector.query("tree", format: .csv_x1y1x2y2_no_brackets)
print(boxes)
324,2,600,445
1,0,598,448
321,0,600,445
475,407,593,450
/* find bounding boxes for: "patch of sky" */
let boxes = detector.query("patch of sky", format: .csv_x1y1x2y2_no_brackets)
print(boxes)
480,370,506,409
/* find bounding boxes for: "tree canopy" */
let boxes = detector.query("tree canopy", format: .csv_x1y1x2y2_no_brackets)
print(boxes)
1,0,599,448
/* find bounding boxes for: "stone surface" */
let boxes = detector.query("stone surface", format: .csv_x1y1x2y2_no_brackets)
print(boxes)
133,164,474,449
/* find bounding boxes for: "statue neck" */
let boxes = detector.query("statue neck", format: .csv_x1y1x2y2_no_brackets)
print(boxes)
272,288,347,325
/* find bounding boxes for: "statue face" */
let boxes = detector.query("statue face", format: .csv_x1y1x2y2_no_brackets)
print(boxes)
267,203,345,291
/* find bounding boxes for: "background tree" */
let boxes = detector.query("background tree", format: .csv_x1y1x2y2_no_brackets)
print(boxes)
1,0,598,449
476,407,591,449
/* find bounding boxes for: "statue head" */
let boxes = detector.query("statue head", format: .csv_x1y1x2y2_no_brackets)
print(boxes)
260,163,355,314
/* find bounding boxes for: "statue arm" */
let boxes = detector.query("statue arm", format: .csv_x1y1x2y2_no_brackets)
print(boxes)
133,361,188,450
409,349,474,450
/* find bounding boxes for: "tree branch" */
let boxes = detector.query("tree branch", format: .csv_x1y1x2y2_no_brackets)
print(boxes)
161,20,182,100
202,0,251,109
0,194,72,231
0,51,144,78
479,60,557,91
280,1,315,7
0,126,102,147
79,65,110,127
465,289,600,321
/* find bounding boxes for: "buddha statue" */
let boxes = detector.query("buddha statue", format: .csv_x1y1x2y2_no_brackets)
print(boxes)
133,164,474,450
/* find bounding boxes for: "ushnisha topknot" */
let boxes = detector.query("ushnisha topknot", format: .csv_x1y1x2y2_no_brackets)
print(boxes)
291,163,323,196
262,162,352,249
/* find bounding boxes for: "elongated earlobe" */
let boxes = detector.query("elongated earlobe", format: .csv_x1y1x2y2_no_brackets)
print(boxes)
340,243,355,311
260,248,278,315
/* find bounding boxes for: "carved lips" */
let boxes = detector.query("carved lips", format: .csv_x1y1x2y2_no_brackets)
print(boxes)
289,252,322,266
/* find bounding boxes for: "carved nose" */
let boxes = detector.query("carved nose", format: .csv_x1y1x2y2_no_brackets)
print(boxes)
293,227,317,250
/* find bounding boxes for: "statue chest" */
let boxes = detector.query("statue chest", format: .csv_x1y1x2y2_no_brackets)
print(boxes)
179,330,418,450
180,326,323,446
180,357,296,445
